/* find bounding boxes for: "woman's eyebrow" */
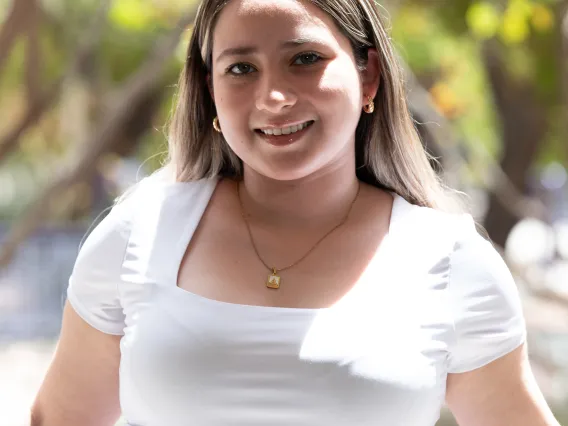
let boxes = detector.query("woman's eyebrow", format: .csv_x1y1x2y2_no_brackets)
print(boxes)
281,37,326,48
215,37,327,63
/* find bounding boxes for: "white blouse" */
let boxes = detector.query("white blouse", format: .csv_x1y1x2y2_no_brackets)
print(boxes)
67,172,526,426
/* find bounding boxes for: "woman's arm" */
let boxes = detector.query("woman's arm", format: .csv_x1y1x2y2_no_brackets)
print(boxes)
446,343,560,426
31,302,122,426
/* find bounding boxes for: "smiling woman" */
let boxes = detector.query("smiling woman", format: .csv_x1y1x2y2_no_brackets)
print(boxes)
30,1,561,426
171,0,449,209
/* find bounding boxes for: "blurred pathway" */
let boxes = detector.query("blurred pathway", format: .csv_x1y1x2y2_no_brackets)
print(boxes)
0,340,55,426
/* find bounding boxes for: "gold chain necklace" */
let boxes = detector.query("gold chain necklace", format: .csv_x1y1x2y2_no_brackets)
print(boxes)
237,181,361,289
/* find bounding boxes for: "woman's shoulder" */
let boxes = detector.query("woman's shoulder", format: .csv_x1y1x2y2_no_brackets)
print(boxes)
390,194,517,293
67,169,219,334
391,194,526,373
75,168,218,277
390,192,479,251
118,167,217,200
112,168,218,221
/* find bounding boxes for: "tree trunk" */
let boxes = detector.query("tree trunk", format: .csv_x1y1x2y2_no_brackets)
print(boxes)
482,40,548,247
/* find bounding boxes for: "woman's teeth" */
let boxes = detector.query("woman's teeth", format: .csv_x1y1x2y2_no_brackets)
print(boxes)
260,121,312,136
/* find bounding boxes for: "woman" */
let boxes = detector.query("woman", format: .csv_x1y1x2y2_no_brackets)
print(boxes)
31,0,560,425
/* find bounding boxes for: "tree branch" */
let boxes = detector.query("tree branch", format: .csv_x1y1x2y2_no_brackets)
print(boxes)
0,10,197,268
0,0,31,76
25,0,42,104
0,80,62,161
0,0,111,164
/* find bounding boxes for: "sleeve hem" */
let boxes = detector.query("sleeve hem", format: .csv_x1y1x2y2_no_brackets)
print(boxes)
67,287,126,336
447,331,527,374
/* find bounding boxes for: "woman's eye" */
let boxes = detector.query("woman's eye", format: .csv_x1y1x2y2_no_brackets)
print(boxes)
293,53,321,65
228,63,255,75
226,54,321,75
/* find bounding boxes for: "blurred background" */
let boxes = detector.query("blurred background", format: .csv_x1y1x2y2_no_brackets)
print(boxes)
0,0,567,425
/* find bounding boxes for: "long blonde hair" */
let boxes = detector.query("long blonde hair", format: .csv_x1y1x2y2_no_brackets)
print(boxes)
167,0,460,211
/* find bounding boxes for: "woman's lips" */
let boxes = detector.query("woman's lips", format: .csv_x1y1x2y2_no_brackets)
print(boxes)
255,121,315,147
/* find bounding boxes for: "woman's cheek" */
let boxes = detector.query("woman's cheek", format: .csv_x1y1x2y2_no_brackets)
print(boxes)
323,58,362,95
218,87,247,109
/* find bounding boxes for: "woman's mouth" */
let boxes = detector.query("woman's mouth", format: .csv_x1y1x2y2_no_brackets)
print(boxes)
255,120,315,146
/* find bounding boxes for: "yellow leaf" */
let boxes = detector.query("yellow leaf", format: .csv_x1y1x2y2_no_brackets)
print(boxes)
109,0,153,31
399,7,430,37
531,4,554,32
508,0,533,17
500,7,530,44
466,2,501,40
429,82,460,118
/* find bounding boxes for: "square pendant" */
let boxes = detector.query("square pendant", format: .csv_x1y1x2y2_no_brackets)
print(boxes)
266,273,281,289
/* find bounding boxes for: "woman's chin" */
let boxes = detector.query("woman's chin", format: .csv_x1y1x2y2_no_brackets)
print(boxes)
246,155,330,182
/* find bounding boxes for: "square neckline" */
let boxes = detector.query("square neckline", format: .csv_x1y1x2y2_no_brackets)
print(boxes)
165,177,404,313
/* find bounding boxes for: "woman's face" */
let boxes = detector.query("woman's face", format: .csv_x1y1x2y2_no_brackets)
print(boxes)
210,0,379,181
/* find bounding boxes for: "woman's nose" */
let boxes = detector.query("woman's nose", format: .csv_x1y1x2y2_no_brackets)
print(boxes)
254,72,298,113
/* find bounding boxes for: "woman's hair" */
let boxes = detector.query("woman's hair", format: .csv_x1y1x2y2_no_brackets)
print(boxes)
167,0,462,211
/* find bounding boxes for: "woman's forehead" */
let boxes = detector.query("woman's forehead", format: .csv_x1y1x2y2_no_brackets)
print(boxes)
212,0,343,52
222,0,313,19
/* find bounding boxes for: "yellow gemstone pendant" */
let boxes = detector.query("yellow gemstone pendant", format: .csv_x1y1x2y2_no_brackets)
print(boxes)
266,268,281,289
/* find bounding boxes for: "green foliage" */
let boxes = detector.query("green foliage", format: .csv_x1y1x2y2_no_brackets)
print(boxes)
393,0,566,170
392,4,500,155
467,2,501,39
432,0,558,42
109,0,156,31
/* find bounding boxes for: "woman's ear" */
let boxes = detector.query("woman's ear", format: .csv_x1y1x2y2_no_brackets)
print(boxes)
361,48,381,100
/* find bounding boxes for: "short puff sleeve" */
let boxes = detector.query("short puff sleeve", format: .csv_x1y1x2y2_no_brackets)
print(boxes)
447,217,527,373
66,184,143,335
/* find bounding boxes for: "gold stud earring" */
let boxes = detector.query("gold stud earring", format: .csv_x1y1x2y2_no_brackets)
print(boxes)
213,116,222,133
363,96,375,114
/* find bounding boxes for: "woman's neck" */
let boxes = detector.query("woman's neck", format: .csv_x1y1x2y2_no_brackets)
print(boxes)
237,162,360,230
